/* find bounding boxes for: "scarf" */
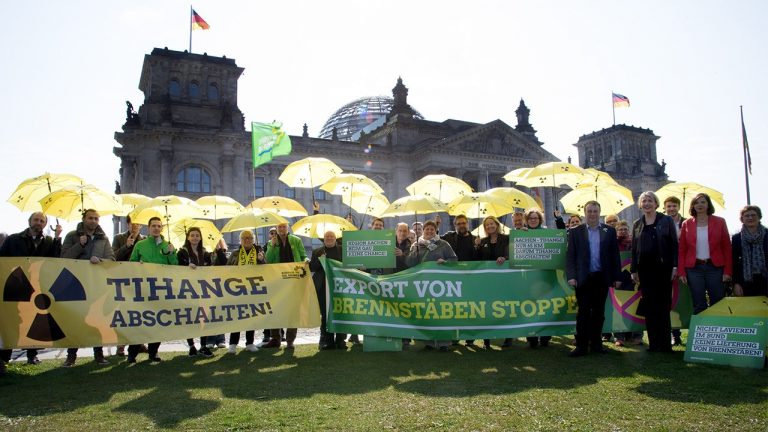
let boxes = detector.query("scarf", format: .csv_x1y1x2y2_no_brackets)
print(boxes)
741,224,767,282
238,247,257,266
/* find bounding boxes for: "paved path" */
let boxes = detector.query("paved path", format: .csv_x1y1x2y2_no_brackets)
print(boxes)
5,328,323,363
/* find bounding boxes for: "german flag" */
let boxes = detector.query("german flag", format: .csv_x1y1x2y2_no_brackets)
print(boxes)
191,9,210,30
612,92,630,108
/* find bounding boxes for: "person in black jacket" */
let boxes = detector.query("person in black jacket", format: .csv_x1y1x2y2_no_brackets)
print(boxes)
0,212,62,368
566,201,622,357
394,223,412,273
630,191,679,353
732,205,767,297
177,227,227,357
309,230,344,349
112,215,146,356
441,214,478,262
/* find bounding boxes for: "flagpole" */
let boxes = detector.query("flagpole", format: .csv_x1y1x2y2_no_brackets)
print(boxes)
611,91,616,126
740,105,752,205
189,5,193,53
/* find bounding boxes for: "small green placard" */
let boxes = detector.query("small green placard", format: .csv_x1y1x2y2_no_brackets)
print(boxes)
509,229,566,270
342,229,396,269
685,315,767,369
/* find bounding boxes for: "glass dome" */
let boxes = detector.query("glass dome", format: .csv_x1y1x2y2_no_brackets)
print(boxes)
318,96,423,141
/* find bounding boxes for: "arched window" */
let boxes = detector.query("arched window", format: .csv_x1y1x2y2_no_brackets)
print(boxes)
189,81,200,98
208,83,219,100
169,79,181,98
176,166,211,193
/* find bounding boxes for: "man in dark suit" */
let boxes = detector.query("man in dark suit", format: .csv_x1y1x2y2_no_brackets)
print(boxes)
566,200,622,357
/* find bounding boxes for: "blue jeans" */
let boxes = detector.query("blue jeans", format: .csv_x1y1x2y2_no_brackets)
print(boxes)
686,262,725,314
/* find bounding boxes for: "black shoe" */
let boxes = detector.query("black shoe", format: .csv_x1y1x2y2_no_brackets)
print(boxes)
423,345,435,351
569,347,588,357
672,336,683,346
439,346,449,352
188,346,198,356
540,339,550,347
149,356,162,362
199,347,214,358
529,339,539,349
501,338,513,348
26,357,41,365
126,356,137,364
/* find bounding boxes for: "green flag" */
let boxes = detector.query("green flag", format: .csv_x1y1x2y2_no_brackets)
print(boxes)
251,121,292,168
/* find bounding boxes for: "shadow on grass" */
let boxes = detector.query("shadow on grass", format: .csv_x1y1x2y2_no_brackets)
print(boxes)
0,336,765,428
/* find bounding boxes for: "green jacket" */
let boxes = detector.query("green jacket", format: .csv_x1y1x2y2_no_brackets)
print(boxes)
266,234,307,263
130,236,178,265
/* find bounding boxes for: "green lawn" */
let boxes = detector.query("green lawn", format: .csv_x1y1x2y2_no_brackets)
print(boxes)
1,337,766,431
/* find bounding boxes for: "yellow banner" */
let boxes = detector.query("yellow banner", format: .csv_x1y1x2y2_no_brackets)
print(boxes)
0,258,320,349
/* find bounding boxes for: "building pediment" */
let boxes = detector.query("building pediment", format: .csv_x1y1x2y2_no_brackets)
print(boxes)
428,120,555,161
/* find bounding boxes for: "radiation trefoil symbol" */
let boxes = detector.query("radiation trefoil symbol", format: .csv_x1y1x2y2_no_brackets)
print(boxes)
3,267,87,341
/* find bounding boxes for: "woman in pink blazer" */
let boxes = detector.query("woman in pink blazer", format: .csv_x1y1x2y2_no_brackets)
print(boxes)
678,193,732,314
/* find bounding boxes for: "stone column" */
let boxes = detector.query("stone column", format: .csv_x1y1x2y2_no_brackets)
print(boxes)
159,148,173,195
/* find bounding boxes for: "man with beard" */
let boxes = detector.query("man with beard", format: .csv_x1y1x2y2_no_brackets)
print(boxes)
440,214,478,346
112,215,146,356
0,212,62,372
61,209,115,367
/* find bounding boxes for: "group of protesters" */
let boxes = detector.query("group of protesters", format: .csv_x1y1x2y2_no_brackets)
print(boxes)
0,190,765,372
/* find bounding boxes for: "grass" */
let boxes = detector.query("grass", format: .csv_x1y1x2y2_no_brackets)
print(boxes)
0,336,766,431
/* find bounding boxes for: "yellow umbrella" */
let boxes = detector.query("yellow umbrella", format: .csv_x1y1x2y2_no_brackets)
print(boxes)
247,196,308,218
168,218,223,251
560,183,634,216
128,195,205,238
221,209,289,233
39,184,121,222
116,193,151,217
380,194,449,218
447,192,516,219
195,195,245,220
579,168,619,186
406,174,472,203
292,214,357,239
342,192,390,217
472,222,511,238
516,162,586,189
278,157,343,201
320,173,384,198
502,167,533,183
655,182,726,214
7,172,85,212
484,187,539,210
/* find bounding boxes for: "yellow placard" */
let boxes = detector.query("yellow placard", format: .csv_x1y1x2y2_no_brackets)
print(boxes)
0,257,320,349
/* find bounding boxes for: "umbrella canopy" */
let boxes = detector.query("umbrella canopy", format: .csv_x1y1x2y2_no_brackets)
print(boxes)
406,174,472,203
7,172,85,212
247,196,309,218
195,195,246,220
471,221,511,238
447,192,516,219
221,209,289,233
128,195,205,226
320,173,384,197
577,168,619,186
116,193,151,217
342,192,390,217
168,218,222,251
654,182,726,214
292,214,357,239
38,184,121,222
278,157,343,189
502,167,533,183
380,194,449,218
484,187,539,210
560,183,634,216
515,162,586,189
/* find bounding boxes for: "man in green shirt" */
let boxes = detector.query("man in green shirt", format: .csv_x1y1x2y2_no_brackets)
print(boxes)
127,217,177,363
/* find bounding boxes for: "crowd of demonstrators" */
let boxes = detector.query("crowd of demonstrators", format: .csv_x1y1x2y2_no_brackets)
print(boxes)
178,227,227,357
3,196,766,372
678,193,733,315
61,209,116,367
127,216,178,363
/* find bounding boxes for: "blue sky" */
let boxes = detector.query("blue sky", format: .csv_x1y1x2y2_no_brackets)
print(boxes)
1,1,765,237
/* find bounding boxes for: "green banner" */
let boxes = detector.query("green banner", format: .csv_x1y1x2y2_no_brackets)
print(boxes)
509,229,566,270
323,258,578,340
684,297,768,369
342,229,396,269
